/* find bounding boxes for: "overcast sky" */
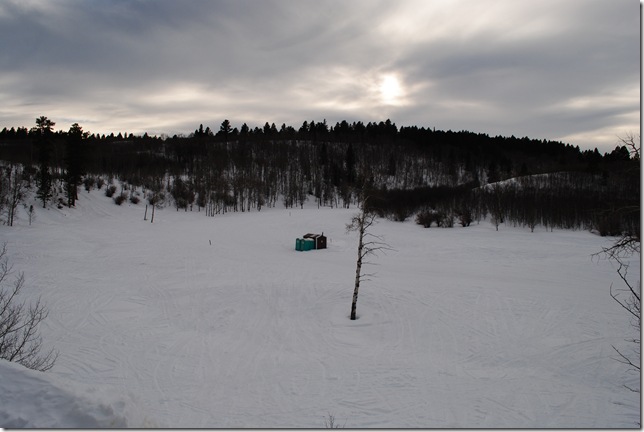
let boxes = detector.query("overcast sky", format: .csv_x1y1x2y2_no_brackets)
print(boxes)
0,0,639,152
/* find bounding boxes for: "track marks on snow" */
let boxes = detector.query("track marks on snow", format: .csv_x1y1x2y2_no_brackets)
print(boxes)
4,194,636,427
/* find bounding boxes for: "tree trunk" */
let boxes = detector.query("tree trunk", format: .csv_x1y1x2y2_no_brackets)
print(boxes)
350,215,365,320
351,254,362,320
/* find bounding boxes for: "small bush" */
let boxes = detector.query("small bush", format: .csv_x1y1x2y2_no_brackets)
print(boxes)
391,206,412,222
105,185,117,198
95,178,105,190
415,209,434,228
441,212,454,228
458,207,473,227
114,193,127,205
130,195,140,204
147,191,165,206
83,176,94,192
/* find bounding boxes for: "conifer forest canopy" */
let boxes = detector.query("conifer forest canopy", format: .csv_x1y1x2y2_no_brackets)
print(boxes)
0,117,639,238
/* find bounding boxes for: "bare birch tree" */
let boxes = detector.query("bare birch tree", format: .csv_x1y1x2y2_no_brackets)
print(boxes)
6,164,28,227
0,243,58,371
346,196,393,320
595,133,640,394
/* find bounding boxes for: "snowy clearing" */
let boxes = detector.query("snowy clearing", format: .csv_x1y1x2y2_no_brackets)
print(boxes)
0,189,640,428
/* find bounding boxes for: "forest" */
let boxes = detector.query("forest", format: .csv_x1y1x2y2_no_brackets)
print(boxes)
0,117,639,237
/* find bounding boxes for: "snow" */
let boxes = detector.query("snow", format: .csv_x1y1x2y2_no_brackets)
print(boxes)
0,358,153,428
0,188,640,428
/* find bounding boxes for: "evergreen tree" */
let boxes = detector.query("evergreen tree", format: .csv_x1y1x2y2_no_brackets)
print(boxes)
219,119,232,144
33,116,55,208
64,123,86,207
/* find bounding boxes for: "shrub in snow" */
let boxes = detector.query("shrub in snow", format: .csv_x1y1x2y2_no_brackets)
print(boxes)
95,178,105,190
105,185,117,198
441,211,455,228
416,208,442,228
323,413,345,428
113,193,127,205
391,206,412,222
458,207,473,227
146,191,164,207
83,176,94,192
130,195,140,204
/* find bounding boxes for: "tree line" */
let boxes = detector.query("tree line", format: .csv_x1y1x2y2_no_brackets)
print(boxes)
0,117,638,236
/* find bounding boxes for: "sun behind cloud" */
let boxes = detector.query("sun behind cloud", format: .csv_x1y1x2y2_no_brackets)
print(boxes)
378,74,405,106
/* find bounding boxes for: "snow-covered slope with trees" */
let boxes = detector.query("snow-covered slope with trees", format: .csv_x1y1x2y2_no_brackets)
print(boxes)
0,188,639,428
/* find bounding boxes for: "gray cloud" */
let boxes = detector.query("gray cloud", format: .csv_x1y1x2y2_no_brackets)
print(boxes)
0,0,638,152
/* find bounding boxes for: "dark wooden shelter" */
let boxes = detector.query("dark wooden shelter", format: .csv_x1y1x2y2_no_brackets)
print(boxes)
303,233,327,250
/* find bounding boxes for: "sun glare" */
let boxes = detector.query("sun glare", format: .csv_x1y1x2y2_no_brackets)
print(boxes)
379,74,404,105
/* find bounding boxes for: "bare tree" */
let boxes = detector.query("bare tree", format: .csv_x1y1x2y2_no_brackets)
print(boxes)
6,164,28,227
26,204,35,226
0,243,58,371
489,184,504,231
595,134,640,394
346,196,393,320
596,236,641,393
618,132,640,161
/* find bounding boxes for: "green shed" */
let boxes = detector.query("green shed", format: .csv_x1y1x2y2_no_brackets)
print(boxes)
303,238,315,251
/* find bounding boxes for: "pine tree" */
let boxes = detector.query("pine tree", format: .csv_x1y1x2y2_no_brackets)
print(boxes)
33,116,55,208
219,119,232,144
64,123,86,207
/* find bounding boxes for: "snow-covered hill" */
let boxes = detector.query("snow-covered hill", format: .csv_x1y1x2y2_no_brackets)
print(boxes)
0,188,639,427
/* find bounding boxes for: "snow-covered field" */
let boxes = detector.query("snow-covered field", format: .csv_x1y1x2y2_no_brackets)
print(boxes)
0,188,640,428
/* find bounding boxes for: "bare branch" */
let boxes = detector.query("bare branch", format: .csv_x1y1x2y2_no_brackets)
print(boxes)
617,133,640,161
612,345,641,373
598,163,641,395
0,242,58,372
